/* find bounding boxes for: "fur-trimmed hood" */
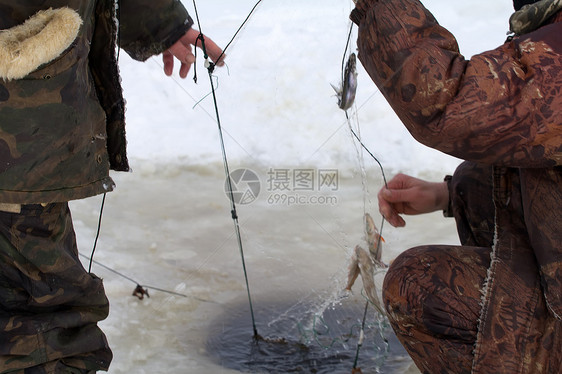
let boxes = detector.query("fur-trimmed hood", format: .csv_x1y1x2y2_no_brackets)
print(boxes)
0,7,82,80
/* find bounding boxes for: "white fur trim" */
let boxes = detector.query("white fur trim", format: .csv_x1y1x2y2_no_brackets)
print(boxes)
0,7,82,80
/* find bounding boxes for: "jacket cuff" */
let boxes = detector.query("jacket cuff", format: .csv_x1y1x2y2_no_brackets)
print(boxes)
119,0,194,62
158,14,194,55
443,175,453,217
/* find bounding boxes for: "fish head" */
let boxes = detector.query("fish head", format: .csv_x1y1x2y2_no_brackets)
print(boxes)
365,213,385,264
365,213,383,243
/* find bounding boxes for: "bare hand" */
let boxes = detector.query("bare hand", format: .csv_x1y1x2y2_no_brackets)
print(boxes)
162,28,225,78
378,173,449,227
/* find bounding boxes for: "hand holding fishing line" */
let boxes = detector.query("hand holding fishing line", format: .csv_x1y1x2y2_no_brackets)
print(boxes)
378,174,449,227
162,27,225,78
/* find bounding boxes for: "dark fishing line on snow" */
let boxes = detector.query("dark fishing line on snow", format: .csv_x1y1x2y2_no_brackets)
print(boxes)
346,114,388,188
84,194,216,302
191,0,263,339
192,0,262,84
216,0,262,65
189,0,261,112
88,193,106,273
80,252,215,302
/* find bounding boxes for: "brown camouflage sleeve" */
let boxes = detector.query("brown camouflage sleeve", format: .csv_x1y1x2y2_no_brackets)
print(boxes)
118,0,194,61
352,0,562,168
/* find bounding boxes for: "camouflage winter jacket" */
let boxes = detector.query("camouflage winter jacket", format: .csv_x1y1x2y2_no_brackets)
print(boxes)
0,0,192,204
352,1,562,372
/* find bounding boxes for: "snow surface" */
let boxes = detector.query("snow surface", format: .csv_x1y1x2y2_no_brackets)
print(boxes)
69,1,514,373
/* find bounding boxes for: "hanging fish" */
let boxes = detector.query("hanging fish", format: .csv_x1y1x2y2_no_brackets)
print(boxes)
345,245,384,315
365,213,387,268
344,213,387,314
332,52,358,111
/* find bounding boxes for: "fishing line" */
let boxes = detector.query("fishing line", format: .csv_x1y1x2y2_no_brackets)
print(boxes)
80,252,214,302
346,112,388,188
192,74,220,108
83,193,199,299
216,0,262,65
337,21,391,372
345,98,388,374
84,193,213,302
191,0,261,338
88,193,106,273
341,22,354,87
192,0,262,83
352,301,369,368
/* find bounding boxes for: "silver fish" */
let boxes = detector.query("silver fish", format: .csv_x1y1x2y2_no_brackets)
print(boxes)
344,213,387,314
365,213,387,268
332,52,358,111
345,245,384,314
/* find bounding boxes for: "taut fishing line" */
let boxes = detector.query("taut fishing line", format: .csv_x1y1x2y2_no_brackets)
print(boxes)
84,193,214,301
190,0,263,339
81,252,215,302
88,193,106,273
337,21,391,372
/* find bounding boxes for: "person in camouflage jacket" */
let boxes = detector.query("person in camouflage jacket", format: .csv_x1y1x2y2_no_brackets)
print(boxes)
351,0,562,372
0,0,223,373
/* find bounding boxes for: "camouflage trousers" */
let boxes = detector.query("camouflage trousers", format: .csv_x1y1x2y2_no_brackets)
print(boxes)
383,162,495,374
0,203,112,374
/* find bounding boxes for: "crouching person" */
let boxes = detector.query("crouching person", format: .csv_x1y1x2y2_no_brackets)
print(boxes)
351,0,562,372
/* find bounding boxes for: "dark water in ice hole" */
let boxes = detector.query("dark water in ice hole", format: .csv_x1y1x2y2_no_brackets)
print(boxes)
206,297,413,373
